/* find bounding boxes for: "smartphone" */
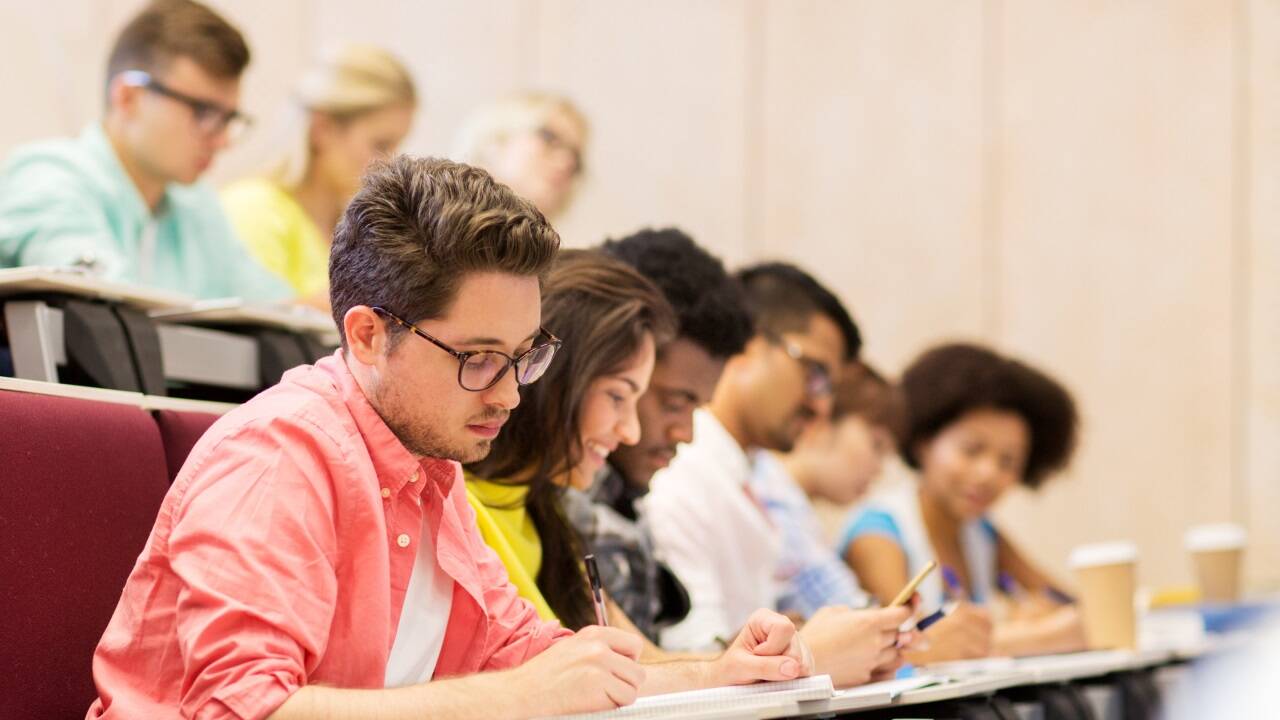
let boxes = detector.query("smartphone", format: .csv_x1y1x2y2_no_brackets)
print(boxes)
890,559,938,607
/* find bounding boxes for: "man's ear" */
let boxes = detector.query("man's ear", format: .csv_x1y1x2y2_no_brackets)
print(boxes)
344,305,385,365
107,76,140,118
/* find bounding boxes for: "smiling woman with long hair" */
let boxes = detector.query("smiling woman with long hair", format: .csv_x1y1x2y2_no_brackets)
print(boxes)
464,248,677,630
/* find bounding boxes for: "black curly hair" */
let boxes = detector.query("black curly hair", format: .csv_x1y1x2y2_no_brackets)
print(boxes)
601,228,753,359
734,262,862,362
898,343,1078,489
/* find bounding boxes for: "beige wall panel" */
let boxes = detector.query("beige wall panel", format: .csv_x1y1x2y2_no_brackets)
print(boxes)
1245,0,1280,593
756,0,989,371
991,1,1237,591
0,2,133,149
532,1,751,256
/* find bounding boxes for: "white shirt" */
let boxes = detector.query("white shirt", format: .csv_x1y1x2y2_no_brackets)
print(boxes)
642,408,783,651
384,516,455,687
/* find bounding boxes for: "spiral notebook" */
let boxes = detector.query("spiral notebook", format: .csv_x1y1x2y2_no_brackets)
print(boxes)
545,674,835,719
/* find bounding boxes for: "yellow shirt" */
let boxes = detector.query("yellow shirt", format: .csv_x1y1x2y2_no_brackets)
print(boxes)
221,177,328,298
464,475,557,621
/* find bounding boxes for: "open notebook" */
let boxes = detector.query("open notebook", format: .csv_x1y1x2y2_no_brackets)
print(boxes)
543,674,835,720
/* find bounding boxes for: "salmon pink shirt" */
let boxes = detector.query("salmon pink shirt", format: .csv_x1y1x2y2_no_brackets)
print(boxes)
87,351,569,720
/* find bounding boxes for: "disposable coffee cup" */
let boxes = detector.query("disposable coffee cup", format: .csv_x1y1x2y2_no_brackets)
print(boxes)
1068,541,1138,650
1185,523,1246,603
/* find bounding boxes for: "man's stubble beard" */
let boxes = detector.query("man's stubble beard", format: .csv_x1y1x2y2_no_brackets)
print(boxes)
374,380,502,463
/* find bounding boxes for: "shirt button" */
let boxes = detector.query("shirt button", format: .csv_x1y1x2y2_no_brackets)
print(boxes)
396,533,411,548
380,487,391,499
408,471,420,484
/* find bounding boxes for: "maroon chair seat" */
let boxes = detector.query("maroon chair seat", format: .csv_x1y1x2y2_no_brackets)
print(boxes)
153,409,222,482
0,390,171,719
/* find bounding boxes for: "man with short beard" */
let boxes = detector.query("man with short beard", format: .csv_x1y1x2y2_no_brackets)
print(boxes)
88,156,652,719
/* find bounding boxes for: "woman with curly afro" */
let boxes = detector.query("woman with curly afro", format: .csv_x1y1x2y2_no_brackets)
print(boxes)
839,343,1086,662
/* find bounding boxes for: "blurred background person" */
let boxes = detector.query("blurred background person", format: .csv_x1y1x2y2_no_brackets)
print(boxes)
453,92,587,222
222,44,417,308
751,361,903,620
841,342,1086,662
0,0,289,302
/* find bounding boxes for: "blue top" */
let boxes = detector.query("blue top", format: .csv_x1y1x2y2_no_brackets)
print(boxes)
0,124,291,302
838,483,1000,607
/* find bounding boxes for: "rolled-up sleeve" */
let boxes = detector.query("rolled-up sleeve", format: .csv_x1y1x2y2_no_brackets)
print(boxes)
166,420,342,720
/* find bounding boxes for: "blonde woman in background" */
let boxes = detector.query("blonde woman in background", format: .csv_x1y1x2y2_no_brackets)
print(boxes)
222,45,417,307
454,92,588,221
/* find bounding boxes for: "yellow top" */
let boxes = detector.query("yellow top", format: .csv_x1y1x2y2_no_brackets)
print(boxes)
221,177,328,298
464,475,557,621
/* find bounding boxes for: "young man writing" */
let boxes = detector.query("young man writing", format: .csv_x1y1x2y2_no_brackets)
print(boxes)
88,156,808,719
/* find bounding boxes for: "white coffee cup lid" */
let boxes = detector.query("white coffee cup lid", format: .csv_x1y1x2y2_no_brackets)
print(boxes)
1069,541,1139,568
1185,523,1246,552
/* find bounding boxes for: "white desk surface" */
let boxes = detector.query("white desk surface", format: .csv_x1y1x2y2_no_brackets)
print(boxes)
151,298,337,336
920,648,1180,686
790,649,1186,718
0,375,236,415
0,267,192,310
0,267,336,338
895,671,1036,706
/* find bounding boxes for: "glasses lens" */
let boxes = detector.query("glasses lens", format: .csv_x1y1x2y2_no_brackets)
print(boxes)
807,364,832,397
460,352,509,391
515,342,558,385
194,109,250,142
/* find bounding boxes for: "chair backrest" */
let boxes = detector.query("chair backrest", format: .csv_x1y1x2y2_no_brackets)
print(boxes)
153,409,222,482
0,390,171,719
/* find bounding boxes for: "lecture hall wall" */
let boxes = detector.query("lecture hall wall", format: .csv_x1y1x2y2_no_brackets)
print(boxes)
2,0,1276,595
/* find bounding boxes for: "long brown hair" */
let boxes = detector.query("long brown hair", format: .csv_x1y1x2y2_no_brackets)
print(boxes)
466,249,676,628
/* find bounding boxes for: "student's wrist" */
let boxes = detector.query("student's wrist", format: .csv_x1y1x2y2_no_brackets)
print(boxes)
702,652,738,688
462,668,530,718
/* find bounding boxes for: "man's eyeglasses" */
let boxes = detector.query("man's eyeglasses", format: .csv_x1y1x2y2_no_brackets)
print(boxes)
765,333,833,398
120,70,252,141
372,306,562,392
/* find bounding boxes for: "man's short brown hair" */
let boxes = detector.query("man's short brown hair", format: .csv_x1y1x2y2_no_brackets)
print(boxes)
329,155,561,347
106,0,250,88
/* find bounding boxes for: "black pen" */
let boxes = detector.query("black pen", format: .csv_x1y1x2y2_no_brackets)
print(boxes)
585,554,609,626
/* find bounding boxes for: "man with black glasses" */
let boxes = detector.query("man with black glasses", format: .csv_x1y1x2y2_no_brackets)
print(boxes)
0,0,288,301
86,154,589,717
88,156,811,719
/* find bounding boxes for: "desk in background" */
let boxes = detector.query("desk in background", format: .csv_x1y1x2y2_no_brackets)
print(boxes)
0,267,336,400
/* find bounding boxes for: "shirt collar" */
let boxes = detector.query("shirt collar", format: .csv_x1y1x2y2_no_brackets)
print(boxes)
309,350,459,498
